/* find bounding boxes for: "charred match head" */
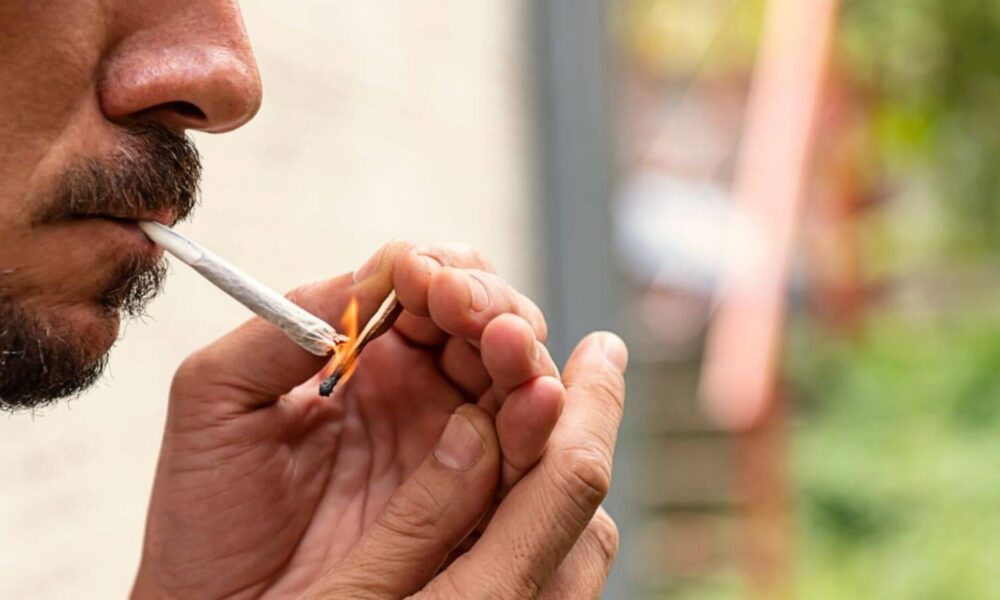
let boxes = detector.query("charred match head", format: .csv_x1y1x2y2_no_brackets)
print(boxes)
318,372,343,396
318,291,402,397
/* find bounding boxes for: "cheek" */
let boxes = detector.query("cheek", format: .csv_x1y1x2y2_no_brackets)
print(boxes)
0,221,134,316
0,2,107,223
0,2,105,135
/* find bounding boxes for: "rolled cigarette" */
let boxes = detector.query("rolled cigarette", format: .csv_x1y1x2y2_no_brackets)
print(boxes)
139,221,347,356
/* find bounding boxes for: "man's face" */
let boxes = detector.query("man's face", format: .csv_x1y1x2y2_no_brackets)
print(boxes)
0,1,262,410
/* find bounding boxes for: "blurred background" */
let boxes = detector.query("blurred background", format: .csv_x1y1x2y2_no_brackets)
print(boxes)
1,0,997,598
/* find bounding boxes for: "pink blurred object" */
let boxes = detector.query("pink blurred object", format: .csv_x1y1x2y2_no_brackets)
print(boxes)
701,0,841,432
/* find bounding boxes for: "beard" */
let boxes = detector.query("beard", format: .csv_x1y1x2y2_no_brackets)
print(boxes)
0,123,200,412
0,256,167,411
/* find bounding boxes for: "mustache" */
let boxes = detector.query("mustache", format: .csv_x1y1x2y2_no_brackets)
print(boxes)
37,122,202,225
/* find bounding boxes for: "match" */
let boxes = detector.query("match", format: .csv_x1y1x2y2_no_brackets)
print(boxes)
318,290,402,396
138,221,349,356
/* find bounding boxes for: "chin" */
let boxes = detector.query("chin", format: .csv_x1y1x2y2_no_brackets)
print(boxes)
31,300,124,369
0,296,122,409
67,303,124,361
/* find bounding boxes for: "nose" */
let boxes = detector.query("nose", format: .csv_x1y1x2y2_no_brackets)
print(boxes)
98,3,262,133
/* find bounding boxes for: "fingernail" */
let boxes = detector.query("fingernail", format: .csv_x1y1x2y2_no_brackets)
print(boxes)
601,334,629,373
353,247,384,283
434,413,485,471
466,273,490,312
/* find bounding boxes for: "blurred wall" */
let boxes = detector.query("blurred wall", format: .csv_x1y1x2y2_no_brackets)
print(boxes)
0,2,535,597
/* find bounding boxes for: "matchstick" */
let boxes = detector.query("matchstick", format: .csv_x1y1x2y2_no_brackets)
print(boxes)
318,290,402,396
139,221,348,356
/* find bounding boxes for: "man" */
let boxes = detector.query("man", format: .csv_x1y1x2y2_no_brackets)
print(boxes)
1,2,627,598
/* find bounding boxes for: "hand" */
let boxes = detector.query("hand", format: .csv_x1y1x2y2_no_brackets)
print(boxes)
304,331,629,600
132,242,604,598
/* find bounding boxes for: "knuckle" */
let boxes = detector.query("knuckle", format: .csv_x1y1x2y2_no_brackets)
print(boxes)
587,512,620,564
550,445,612,518
376,477,447,541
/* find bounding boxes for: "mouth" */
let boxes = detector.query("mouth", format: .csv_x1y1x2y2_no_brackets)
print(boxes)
68,209,176,226
63,214,167,257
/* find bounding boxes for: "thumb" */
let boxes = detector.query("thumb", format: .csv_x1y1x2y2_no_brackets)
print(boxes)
303,404,500,599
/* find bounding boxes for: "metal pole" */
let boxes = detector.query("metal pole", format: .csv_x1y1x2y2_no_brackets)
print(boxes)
531,1,635,597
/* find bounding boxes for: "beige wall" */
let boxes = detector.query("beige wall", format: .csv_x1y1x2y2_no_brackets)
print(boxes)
0,3,535,597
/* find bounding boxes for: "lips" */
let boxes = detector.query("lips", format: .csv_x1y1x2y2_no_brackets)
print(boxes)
67,209,177,227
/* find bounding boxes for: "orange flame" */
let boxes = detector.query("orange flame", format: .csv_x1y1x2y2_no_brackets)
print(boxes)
341,296,360,340
320,296,361,384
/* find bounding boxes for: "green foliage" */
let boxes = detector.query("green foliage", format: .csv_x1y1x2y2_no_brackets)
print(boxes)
789,316,1000,598
793,4,1000,595
839,0,1000,253
619,2,1000,596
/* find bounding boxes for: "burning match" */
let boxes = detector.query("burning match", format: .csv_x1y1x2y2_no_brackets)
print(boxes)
318,291,402,396
138,221,348,356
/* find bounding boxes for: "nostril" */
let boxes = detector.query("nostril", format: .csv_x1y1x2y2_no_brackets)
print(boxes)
136,101,208,123
161,101,207,121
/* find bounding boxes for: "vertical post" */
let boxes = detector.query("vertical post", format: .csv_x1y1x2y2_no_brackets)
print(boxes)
702,0,841,429
532,0,617,358
531,1,634,598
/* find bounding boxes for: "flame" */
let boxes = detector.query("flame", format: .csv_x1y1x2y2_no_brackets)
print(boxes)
341,296,360,340
320,296,361,385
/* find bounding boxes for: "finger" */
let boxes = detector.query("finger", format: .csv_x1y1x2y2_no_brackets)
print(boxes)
435,332,627,598
450,313,557,407
480,315,563,490
303,405,501,600
390,244,499,348
439,336,492,399
392,312,449,347
495,376,564,493
539,508,619,600
427,268,547,344
170,241,411,410
480,314,558,401
393,243,496,317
